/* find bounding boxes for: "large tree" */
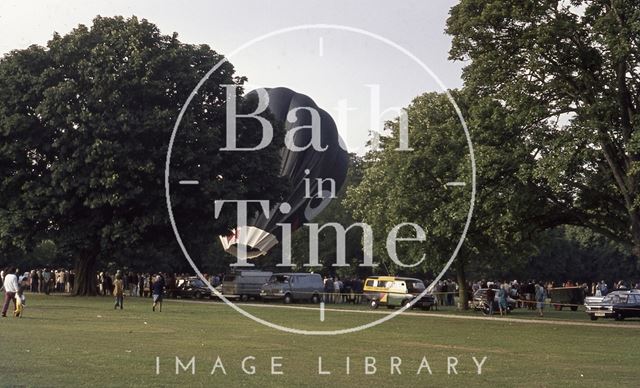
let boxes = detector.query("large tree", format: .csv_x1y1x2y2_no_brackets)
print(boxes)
518,225,637,284
447,0,640,257
345,90,546,308
0,16,286,294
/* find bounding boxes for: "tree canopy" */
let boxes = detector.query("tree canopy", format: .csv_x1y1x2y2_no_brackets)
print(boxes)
447,0,640,257
344,90,549,306
0,16,286,294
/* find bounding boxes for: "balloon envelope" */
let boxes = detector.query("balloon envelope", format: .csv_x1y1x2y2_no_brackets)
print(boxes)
219,87,349,258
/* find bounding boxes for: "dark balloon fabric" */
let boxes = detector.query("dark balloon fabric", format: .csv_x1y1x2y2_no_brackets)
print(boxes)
219,87,349,258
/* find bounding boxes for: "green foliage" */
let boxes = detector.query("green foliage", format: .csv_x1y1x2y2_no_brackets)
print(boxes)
0,16,286,292
344,90,545,281
447,0,640,256
517,226,638,283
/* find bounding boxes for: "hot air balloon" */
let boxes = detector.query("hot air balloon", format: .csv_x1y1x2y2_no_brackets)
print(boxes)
219,87,349,259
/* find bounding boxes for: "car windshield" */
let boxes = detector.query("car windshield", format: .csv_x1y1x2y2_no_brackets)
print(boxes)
602,294,628,304
269,275,290,283
407,281,425,292
191,279,206,287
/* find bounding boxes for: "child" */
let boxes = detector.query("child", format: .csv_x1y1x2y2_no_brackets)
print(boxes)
14,278,27,317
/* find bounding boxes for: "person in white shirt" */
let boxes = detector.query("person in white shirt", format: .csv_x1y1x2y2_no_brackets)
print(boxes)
2,266,19,317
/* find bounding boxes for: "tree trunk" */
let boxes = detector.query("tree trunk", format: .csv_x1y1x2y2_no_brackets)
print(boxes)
73,254,97,296
455,257,469,310
632,210,640,258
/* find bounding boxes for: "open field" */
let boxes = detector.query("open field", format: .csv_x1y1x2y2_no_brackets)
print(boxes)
1,294,639,387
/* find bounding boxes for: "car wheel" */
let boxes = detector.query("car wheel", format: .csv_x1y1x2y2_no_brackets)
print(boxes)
481,303,491,316
240,294,249,302
615,312,624,321
570,306,578,311
369,299,379,310
283,294,293,304
311,294,320,304
589,315,597,321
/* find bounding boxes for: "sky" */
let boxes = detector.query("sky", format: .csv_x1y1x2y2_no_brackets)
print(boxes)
0,0,464,153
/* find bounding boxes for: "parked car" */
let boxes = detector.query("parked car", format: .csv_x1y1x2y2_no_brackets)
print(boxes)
222,270,273,301
170,277,214,299
584,295,604,305
549,286,585,311
585,289,640,321
363,276,436,310
471,288,517,315
260,273,324,304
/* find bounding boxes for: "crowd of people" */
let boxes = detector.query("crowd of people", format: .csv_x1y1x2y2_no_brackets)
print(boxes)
3,264,640,319
0,267,182,314
0,267,76,295
468,279,640,300
322,277,364,304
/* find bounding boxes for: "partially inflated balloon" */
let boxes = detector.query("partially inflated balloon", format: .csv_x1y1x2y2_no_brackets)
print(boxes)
219,87,349,258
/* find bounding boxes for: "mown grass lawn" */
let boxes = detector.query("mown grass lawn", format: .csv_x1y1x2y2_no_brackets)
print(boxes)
1,294,639,387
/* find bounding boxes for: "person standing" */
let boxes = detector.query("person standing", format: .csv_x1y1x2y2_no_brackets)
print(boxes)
56,270,64,292
63,270,70,293
69,270,75,292
535,282,546,317
2,267,19,317
36,269,43,293
447,280,455,306
498,285,508,316
599,280,608,296
352,278,363,304
103,273,113,296
333,277,342,304
137,273,145,297
486,286,496,315
30,270,39,293
42,268,51,295
127,272,135,296
152,275,164,312
322,277,331,304
113,273,124,310
143,274,151,298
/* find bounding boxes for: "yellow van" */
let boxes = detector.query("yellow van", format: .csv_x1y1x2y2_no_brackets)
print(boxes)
363,276,436,310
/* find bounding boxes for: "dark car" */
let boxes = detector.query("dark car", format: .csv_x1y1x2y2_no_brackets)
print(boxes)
585,289,640,321
549,286,585,311
170,277,214,299
471,288,517,315
260,273,324,304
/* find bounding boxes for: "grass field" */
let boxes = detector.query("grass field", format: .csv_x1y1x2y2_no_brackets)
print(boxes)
1,294,639,387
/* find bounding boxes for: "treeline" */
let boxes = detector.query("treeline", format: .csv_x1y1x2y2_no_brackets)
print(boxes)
2,2,640,300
